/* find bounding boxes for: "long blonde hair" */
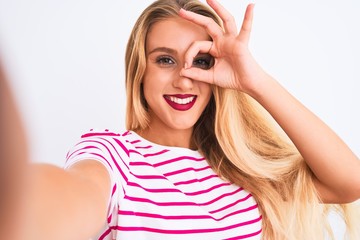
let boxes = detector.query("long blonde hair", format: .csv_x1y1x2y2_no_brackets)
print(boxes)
125,0,360,239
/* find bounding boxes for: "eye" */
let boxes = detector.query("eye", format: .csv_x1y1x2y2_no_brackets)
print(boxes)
192,54,214,70
156,56,175,66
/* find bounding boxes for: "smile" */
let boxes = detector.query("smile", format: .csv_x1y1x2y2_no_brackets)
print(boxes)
164,94,197,111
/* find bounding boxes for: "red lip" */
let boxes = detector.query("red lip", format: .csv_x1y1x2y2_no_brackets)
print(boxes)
164,94,197,111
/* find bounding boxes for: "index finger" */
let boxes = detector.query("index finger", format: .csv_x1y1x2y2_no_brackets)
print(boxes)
206,0,238,35
178,8,223,40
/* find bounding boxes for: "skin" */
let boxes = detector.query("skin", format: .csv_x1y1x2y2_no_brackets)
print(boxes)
178,0,360,203
21,0,360,239
0,65,28,240
139,17,213,149
22,161,110,240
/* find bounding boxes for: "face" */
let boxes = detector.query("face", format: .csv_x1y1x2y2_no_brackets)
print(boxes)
143,17,212,134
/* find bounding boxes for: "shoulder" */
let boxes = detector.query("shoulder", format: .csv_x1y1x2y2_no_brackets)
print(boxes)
65,129,141,187
66,129,139,166
74,129,135,154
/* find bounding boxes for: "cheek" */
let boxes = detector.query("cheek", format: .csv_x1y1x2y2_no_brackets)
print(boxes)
200,83,212,102
142,68,174,96
142,75,164,106
142,68,157,98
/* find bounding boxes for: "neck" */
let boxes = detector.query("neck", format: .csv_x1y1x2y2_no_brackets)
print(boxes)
137,127,195,150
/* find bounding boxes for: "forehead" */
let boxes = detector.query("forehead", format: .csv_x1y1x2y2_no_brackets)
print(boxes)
146,17,210,52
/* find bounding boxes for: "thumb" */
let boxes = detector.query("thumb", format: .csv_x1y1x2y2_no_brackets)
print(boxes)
180,67,214,85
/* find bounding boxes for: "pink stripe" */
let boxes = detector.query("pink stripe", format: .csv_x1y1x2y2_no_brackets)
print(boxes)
129,149,141,155
130,139,141,144
70,138,130,176
125,187,243,207
153,156,206,167
127,181,229,196
81,132,120,138
71,138,129,185
122,130,131,136
185,182,230,196
82,145,98,150
98,138,132,184
113,138,130,156
111,183,117,196
111,216,262,234
107,213,112,223
135,145,153,149
129,161,152,166
225,229,262,240
128,181,181,193
98,227,111,240
143,149,169,158
68,149,114,171
218,204,259,220
200,187,243,206
164,165,211,177
129,157,204,167
95,138,129,183
118,210,211,220
107,185,118,223
118,204,258,221
209,193,251,214
130,173,167,180
66,143,99,160
124,196,196,206
174,174,218,186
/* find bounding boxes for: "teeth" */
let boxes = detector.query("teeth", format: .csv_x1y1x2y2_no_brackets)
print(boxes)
169,96,195,105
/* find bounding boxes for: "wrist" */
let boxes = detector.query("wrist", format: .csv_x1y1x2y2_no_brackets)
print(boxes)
243,69,275,101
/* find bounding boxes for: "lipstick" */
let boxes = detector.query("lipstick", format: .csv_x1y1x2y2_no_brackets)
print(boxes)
164,94,197,111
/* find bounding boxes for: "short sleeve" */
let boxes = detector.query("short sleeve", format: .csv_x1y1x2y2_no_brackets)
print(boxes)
64,130,131,220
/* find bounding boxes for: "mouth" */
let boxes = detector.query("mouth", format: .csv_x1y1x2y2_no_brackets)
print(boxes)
163,94,197,111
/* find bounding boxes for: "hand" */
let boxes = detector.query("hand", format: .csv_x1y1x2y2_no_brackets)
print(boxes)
179,0,267,95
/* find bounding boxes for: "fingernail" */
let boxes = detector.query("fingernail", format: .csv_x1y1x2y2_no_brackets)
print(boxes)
179,8,186,14
184,62,188,69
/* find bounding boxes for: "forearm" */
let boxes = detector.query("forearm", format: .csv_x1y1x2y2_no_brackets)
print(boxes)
22,163,107,240
178,0,360,202
250,75,360,202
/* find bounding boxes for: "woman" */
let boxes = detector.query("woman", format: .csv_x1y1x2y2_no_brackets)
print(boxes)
27,0,360,239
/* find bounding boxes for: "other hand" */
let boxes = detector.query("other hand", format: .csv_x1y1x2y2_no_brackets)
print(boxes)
179,0,267,96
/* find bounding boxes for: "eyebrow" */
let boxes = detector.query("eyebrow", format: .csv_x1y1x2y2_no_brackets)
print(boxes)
148,47,177,55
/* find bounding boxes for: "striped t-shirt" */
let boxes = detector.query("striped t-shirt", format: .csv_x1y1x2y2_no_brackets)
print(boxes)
65,129,262,240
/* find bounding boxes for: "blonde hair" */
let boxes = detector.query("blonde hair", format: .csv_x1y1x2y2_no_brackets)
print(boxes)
125,0,360,239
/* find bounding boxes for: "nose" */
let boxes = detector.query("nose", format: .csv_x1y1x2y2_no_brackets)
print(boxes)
173,70,193,91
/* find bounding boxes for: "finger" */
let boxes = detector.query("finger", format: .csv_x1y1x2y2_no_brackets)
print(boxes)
179,8,223,40
237,4,255,45
180,67,214,85
184,41,214,69
206,0,237,35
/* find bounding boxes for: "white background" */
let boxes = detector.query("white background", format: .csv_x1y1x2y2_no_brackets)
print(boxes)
1,0,359,238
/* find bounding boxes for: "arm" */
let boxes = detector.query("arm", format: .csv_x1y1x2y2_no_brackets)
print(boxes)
23,160,110,240
251,74,360,203
179,0,360,203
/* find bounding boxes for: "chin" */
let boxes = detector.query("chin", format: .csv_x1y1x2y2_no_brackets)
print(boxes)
168,120,198,131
